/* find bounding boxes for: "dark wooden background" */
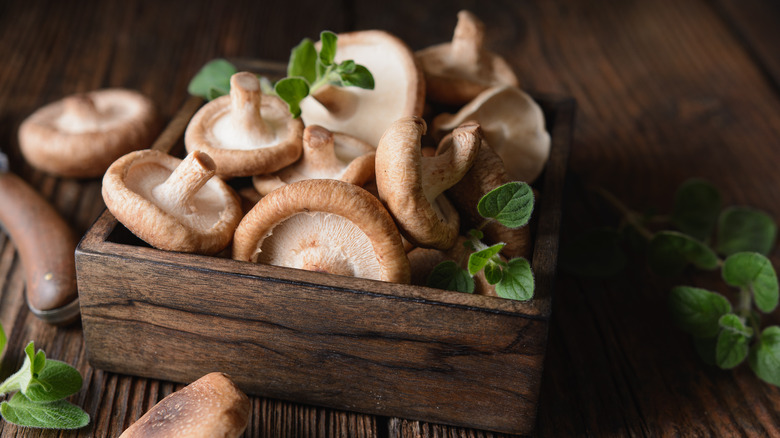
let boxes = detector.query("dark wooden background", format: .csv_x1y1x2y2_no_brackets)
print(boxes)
1,0,779,436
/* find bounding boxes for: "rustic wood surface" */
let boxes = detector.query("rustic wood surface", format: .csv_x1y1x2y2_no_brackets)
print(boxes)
0,0,779,437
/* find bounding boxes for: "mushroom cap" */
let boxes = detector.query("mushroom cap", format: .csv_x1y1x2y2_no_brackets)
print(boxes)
119,372,250,438
252,124,375,195
299,30,425,146
432,85,550,183
18,88,158,178
233,179,410,284
185,72,303,178
102,149,242,255
375,116,480,250
415,10,519,106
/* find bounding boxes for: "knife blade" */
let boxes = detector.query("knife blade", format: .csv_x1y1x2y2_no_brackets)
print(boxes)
0,150,80,325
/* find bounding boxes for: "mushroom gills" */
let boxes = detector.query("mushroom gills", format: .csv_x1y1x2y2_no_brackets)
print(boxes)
208,107,285,150
124,160,228,231
253,212,382,280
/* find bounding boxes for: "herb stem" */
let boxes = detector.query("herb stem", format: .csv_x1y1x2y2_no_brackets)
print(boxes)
593,187,654,241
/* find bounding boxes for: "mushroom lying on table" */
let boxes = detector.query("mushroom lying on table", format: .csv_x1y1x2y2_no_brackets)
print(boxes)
375,116,480,251
233,179,410,284
119,372,249,438
415,10,519,106
432,85,550,184
102,149,242,255
299,30,425,146
252,124,375,195
19,89,158,178
185,72,303,178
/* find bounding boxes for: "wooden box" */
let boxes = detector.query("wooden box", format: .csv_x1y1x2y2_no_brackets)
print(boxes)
75,60,574,436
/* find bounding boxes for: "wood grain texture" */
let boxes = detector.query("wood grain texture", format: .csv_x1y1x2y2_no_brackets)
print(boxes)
1,0,780,436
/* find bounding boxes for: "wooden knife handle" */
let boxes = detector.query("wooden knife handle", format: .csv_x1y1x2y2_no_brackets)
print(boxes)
0,172,78,319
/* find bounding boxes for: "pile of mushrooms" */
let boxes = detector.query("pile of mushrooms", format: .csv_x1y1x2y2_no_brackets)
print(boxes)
100,10,550,296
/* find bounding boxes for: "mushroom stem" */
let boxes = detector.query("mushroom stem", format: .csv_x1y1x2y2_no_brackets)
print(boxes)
230,72,274,143
451,10,485,67
59,94,102,132
152,151,217,213
422,121,481,200
297,125,344,177
311,84,358,119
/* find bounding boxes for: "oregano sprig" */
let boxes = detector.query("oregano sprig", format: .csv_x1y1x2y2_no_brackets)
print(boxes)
0,341,89,429
427,182,536,301
188,31,375,117
561,178,780,386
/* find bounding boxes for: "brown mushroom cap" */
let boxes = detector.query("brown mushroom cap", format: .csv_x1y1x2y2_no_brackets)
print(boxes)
102,149,242,255
299,30,425,146
375,116,480,250
18,89,158,178
119,372,250,438
233,179,410,284
432,85,550,183
252,124,375,195
415,10,519,106
185,72,303,178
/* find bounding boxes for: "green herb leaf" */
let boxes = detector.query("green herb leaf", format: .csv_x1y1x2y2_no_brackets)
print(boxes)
559,227,627,278
749,326,780,387
339,64,375,89
468,243,505,276
484,262,503,285
319,31,338,66
187,58,236,100
477,182,534,228
647,231,719,277
24,360,83,403
671,179,721,241
716,314,751,369
717,206,777,256
0,392,89,429
668,286,732,338
274,77,310,118
722,252,779,313
495,258,534,301
427,261,475,293
287,38,317,84
468,229,484,241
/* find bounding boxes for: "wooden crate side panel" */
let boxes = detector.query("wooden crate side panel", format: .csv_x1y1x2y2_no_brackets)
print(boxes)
76,251,547,434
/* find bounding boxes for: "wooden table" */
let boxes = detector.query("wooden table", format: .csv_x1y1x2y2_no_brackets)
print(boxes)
1,0,779,436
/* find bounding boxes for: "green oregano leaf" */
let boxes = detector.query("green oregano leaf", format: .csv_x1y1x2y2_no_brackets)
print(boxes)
468,243,505,276
722,252,779,313
495,258,534,301
716,314,751,369
483,262,503,285
477,182,534,228
274,77,310,118
427,261,475,294
647,231,719,277
187,58,236,100
559,227,627,278
339,64,375,89
668,286,732,338
0,392,89,430
717,206,777,256
24,360,83,403
318,31,338,66
287,38,317,84
469,229,484,241
671,178,721,241
749,326,780,387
